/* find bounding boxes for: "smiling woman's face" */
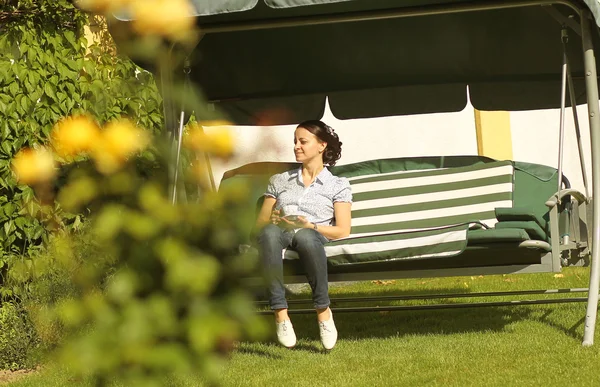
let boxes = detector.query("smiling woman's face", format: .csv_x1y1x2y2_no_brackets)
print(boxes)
294,127,326,164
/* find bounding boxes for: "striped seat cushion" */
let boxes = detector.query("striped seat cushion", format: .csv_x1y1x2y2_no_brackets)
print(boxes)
285,161,514,265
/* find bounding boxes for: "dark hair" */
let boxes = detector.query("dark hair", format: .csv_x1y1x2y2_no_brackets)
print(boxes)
296,120,343,166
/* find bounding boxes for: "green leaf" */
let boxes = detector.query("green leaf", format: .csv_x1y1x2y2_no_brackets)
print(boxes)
5,101,15,117
45,54,56,68
28,71,39,87
44,83,57,100
1,141,12,155
66,99,75,111
15,95,25,114
12,63,23,80
64,31,78,50
57,91,67,103
83,60,95,75
65,59,79,72
20,42,29,55
3,202,15,217
0,35,8,51
14,217,27,230
4,220,13,235
20,96,30,112
29,89,42,104
32,225,44,240
1,121,9,138
8,81,19,96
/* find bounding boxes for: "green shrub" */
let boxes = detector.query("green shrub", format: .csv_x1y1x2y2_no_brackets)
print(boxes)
14,223,116,352
0,302,39,371
0,0,164,286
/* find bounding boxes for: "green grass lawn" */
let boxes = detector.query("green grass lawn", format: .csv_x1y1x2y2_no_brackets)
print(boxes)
8,267,600,386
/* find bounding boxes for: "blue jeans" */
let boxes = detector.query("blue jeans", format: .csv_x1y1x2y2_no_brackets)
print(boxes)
258,224,330,310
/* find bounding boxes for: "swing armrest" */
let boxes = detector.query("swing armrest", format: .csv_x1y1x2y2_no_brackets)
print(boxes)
545,188,589,268
545,189,588,208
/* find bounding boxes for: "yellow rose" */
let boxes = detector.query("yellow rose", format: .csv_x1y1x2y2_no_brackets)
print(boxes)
184,124,234,158
91,119,150,174
51,115,101,159
131,0,195,41
12,147,56,185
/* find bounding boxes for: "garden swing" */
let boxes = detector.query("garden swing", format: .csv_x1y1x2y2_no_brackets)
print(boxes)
112,0,600,346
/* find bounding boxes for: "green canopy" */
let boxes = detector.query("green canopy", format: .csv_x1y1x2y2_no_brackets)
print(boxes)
114,0,600,124
157,0,600,124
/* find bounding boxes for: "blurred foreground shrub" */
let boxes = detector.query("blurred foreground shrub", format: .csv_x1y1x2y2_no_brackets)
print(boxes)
10,116,267,385
5,1,268,384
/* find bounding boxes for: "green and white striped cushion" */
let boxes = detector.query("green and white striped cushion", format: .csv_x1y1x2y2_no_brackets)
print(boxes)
285,161,514,265
324,224,470,264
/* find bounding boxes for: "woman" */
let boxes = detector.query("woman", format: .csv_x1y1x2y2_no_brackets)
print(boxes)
255,120,352,350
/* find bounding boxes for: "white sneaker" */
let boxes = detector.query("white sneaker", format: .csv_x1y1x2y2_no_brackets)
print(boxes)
318,308,338,350
276,320,297,348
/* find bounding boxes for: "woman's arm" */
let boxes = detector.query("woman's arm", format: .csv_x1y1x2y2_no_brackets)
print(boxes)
255,196,278,229
300,201,352,240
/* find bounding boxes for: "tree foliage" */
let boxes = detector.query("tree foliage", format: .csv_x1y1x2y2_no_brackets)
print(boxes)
0,0,163,297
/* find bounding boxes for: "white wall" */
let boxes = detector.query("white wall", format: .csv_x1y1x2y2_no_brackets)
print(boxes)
209,99,478,186
207,100,592,196
511,105,592,195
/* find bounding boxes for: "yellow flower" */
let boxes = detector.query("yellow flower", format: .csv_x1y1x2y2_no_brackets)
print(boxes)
184,124,235,158
12,147,56,185
51,115,101,159
131,0,195,42
91,120,150,174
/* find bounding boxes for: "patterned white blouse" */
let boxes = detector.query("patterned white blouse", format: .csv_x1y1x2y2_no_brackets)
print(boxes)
265,167,352,227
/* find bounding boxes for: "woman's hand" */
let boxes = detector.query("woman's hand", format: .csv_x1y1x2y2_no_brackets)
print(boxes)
270,208,283,225
279,215,309,230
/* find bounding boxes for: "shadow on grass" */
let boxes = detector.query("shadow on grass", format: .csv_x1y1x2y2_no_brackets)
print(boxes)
534,309,587,341
333,306,533,340
250,306,534,352
292,342,328,354
333,303,589,343
251,272,592,347
261,290,589,343
235,345,284,359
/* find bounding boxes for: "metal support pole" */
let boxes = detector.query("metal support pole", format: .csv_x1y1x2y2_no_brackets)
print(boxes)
161,44,180,205
257,297,589,315
564,29,592,199
204,147,217,191
558,28,569,194
255,287,589,306
171,111,185,205
567,65,591,199
581,12,600,346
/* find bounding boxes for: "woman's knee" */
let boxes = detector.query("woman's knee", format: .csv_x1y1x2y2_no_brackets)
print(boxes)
258,224,283,245
292,228,323,248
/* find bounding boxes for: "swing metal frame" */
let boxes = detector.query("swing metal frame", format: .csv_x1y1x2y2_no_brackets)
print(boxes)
156,0,600,346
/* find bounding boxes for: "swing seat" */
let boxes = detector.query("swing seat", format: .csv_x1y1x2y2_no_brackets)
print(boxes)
221,155,589,282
